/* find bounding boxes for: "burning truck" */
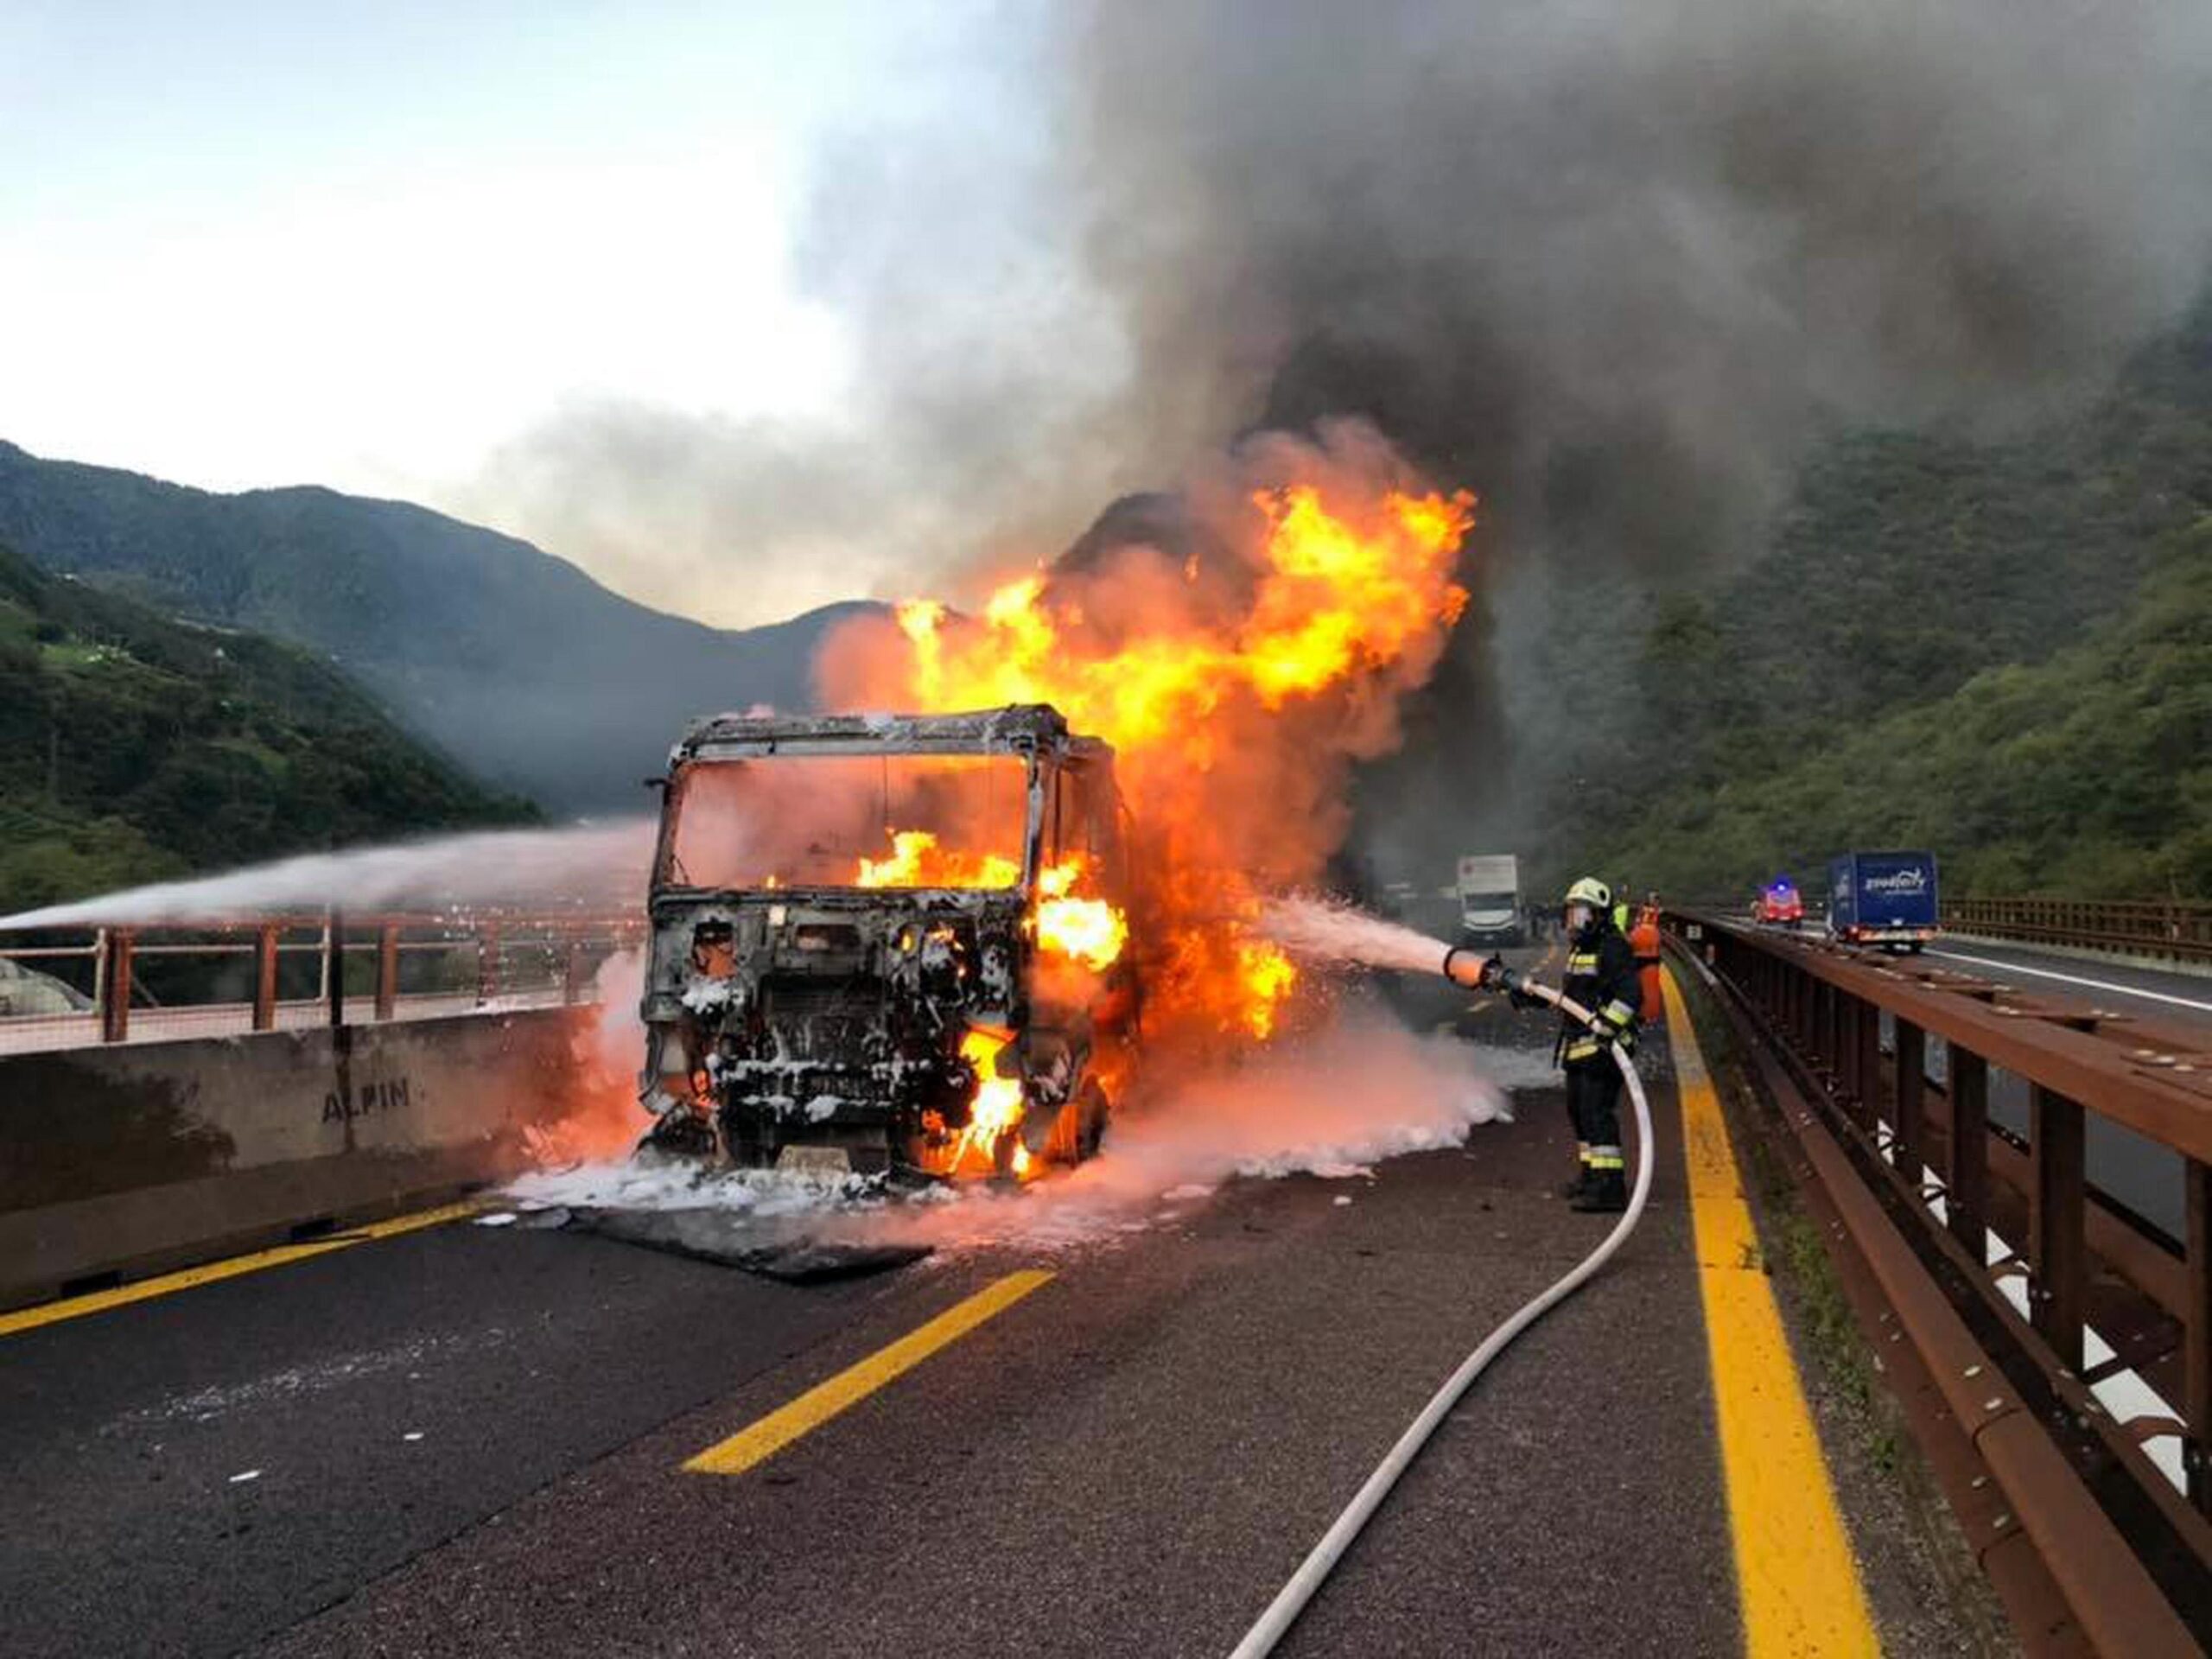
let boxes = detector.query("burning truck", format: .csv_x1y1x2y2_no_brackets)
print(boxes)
636,703,1140,1180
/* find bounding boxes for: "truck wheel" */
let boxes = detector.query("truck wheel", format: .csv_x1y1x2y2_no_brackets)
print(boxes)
1075,1079,1111,1162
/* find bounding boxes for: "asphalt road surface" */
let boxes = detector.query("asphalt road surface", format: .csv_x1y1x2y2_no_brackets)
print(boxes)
1923,938,2212,1034
0,971,1977,1659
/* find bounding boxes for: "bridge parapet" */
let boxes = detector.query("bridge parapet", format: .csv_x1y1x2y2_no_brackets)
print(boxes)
0,910,645,1056
1669,909,2212,1650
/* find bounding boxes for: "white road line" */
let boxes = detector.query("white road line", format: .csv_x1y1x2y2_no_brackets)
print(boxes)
1927,949,2212,1015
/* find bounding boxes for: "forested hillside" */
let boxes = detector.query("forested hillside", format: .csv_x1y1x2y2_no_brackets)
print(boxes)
1554,297,2212,899
0,444,868,810
0,541,536,913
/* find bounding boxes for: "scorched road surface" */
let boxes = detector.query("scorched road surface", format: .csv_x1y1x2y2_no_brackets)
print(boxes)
5,1008,1741,1658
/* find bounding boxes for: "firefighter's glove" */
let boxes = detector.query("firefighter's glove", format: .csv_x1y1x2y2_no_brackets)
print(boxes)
1477,954,1514,992
1591,998,1639,1054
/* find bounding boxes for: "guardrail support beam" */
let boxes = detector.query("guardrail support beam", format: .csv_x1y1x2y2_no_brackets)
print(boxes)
2030,1084,2088,1373
99,928,132,1043
1856,995,1883,1132
478,922,501,1004
375,924,399,1020
252,925,278,1032
1947,1049,1989,1258
1894,1020,1925,1183
2188,1157,2211,1517
327,911,346,1028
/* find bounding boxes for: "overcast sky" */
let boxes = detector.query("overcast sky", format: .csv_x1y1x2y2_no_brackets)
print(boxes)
8,4,2208,635
0,2,1046,623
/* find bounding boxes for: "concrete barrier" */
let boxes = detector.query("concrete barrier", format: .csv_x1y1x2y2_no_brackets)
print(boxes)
0,1007,603,1310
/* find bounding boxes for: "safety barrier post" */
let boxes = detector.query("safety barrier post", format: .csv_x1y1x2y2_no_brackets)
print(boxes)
2029,1084,2088,1372
1947,1049,1990,1256
1839,995,1868,1126
1893,1019,1926,1185
252,925,278,1032
563,931,585,1005
375,923,398,1021
99,928,132,1043
1856,995,1883,1133
2188,1157,2211,1516
327,910,346,1028
478,920,501,1005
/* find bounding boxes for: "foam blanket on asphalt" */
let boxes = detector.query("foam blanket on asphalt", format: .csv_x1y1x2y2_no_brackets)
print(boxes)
563,1205,931,1282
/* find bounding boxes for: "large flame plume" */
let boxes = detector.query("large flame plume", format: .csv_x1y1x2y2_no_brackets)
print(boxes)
819,424,1474,1047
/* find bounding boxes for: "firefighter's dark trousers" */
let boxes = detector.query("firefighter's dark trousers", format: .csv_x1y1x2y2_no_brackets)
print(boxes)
1566,1057,1626,1174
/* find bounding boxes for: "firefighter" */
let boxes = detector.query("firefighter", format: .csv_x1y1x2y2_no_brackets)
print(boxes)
1611,882,1633,936
1446,876,1640,1211
1553,877,1641,1211
1629,902,1664,1024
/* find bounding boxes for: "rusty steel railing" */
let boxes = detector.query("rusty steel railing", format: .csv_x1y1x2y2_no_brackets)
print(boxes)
1671,910,2212,1645
0,912,645,1055
1940,895,2212,966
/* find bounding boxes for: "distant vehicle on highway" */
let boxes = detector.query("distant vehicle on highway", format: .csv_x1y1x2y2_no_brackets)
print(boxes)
1752,879,1804,927
1827,850,1940,952
1456,853,1525,945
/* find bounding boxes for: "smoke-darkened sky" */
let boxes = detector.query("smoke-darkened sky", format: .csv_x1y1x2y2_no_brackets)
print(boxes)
6,2,2209,626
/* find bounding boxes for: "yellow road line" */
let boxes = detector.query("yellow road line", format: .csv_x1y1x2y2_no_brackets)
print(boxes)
0,1200,480,1338
1662,968,1879,1657
685,1269,1056,1477
348,1200,482,1240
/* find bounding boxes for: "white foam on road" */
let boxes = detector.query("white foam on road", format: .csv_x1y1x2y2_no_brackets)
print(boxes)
505,1012,1521,1254
1928,949,2212,1015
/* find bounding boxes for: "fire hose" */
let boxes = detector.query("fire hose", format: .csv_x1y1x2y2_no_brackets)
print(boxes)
1226,957,1655,1659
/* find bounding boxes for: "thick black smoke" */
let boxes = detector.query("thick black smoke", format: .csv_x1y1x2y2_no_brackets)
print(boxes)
1071,2,2212,536
470,2,2212,869
1053,0,2212,876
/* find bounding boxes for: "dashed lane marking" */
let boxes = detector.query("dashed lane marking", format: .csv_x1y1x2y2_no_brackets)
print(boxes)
684,1269,1055,1477
0,1201,481,1338
1662,968,1879,1657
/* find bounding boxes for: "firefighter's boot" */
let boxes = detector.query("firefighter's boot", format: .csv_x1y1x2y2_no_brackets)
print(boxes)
1571,1167,1628,1214
1556,1144,1591,1199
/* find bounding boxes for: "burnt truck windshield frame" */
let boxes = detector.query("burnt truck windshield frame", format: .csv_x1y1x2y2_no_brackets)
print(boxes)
639,704,1136,1180
658,750,1033,893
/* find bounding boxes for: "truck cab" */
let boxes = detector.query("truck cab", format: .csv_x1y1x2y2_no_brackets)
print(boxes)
1456,854,1525,946
638,704,1138,1179
1826,850,1940,952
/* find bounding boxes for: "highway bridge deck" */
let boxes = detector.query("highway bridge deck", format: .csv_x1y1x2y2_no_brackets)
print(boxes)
0,969,1992,1658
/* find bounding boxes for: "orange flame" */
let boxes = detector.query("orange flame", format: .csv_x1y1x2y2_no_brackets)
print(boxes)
855,830,1020,890
946,1025,1029,1178
1035,856,1128,971
822,434,1476,1051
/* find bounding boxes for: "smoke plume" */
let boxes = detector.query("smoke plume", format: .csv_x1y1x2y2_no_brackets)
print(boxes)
465,1,2212,631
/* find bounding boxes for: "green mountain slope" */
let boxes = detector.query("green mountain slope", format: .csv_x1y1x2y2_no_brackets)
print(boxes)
0,446,874,812
0,540,536,913
1541,297,2212,900
1580,518,2212,900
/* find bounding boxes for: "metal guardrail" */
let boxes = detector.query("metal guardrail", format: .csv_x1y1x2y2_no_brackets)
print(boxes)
0,911,645,1054
1670,910,2211,1644
1942,895,2212,966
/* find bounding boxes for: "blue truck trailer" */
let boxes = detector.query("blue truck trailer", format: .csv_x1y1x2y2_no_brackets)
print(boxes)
1827,850,1940,950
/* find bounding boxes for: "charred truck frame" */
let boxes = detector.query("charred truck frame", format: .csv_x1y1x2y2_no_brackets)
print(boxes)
639,704,1138,1179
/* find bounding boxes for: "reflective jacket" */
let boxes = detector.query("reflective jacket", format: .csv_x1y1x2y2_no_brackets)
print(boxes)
1629,916,1664,1023
1560,920,1642,1067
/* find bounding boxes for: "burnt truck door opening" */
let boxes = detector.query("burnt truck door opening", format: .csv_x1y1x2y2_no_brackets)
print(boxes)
638,704,1136,1180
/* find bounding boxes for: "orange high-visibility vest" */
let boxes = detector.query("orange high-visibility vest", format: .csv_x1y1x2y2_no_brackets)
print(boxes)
1630,915,1663,1024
